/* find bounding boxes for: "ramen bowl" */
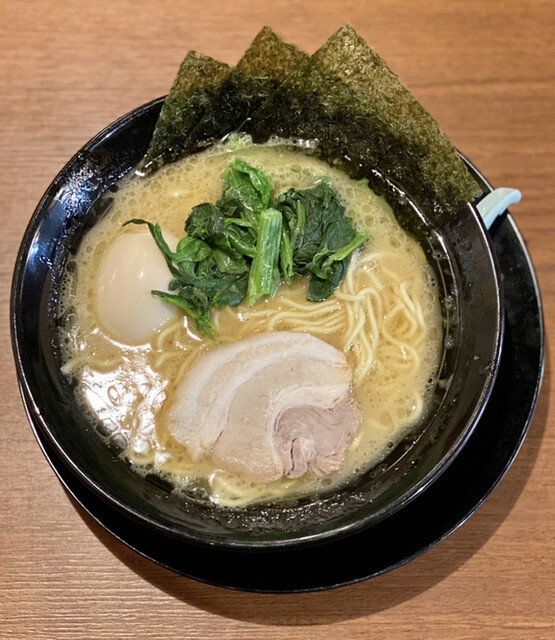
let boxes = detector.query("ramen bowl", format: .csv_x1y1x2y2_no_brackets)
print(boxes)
11,99,503,550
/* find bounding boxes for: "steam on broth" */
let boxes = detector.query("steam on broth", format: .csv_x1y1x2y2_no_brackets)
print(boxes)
58,140,442,507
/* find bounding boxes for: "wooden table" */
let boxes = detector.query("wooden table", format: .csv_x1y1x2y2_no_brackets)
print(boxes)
1,1,553,638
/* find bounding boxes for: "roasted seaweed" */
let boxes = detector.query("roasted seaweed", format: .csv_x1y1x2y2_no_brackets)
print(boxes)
142,25,482,225
141,52,231,173
245,25,482,222
182,27,309,155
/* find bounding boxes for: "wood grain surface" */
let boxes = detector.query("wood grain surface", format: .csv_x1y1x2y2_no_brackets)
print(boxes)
1,1,553,638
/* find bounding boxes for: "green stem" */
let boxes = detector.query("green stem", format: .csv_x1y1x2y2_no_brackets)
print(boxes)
247,208,283,306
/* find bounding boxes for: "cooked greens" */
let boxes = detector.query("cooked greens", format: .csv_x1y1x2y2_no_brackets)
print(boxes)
246,207,283,306
277,182,367,301
125,159,367,336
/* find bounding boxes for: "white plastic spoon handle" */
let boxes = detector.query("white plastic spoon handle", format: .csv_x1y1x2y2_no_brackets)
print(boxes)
476,188,522,230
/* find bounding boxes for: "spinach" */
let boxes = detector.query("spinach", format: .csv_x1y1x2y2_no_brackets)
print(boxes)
125,159,367,337
218,158,271,229
123,217,246,337
152,287,216,338
276,181,367,299
307,261,347,302
247,208,283,305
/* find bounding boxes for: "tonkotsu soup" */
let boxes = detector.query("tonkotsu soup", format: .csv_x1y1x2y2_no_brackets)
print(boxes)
57,139,443,507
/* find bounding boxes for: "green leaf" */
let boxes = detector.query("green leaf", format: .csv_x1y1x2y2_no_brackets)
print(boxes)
174,236,212,264
123,218,184,279
221,157,271,214
279,226,293,283
152,288,216,339
184,203,226,244
276,181,366,298
324,231,367,264
225,225,257,258
307,260,348,302
210,274,248,307
212,247,248,275
247,208,283,305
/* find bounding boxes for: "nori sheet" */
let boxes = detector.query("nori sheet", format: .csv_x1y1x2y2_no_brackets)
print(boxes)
141,52,231,173
245,25,482,223
182,27,309,155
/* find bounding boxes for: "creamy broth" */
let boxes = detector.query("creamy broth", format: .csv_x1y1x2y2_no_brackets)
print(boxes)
58,140,442,506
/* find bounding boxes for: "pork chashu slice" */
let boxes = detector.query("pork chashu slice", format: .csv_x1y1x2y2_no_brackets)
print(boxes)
167,332,360,482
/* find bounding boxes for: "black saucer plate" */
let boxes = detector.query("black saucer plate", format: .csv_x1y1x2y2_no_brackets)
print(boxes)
25,209,544,593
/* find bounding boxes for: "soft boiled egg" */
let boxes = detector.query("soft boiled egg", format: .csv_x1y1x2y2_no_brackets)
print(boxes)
95,230,179,344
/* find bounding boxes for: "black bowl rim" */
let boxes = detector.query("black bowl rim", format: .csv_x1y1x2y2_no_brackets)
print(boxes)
11,98,504,550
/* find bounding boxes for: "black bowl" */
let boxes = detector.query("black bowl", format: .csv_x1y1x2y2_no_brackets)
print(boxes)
11,99,503,550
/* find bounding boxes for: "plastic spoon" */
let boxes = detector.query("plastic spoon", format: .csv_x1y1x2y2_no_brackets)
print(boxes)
477,188,521,230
